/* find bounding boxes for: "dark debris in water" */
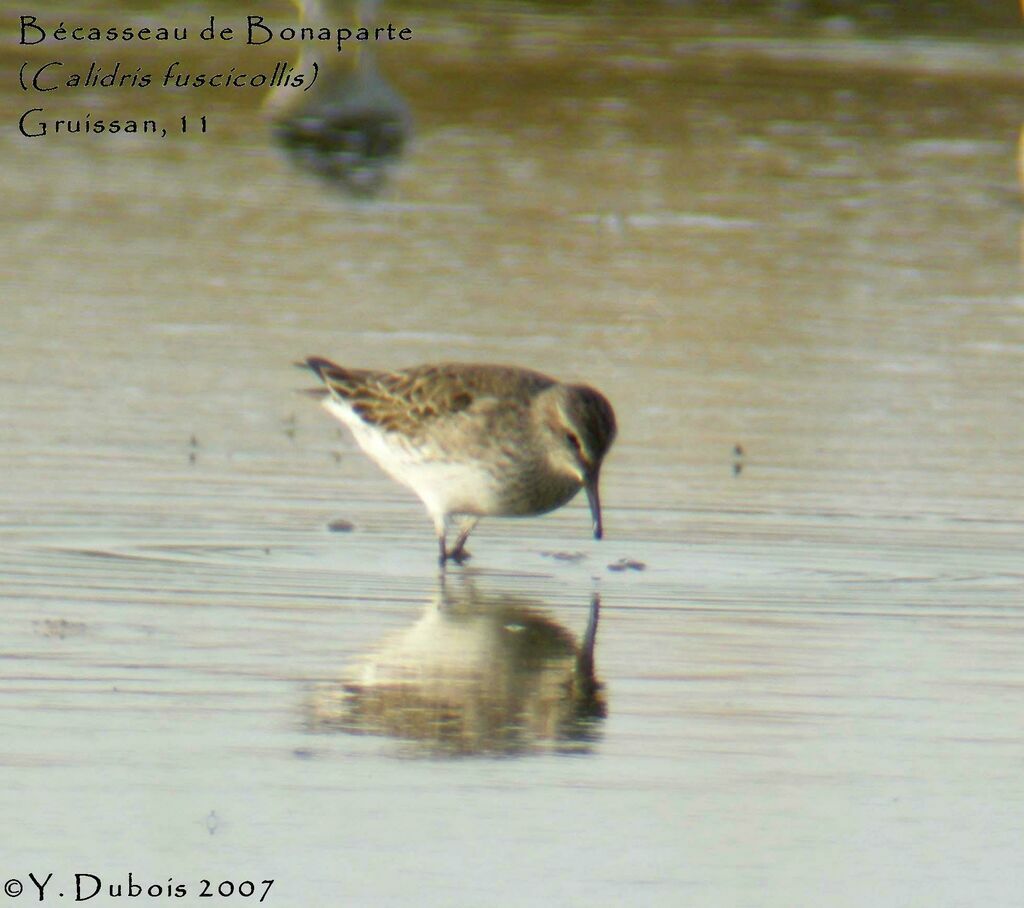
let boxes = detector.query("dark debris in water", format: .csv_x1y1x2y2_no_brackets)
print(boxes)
733,442,745,476
607,558,646,573
540,550,586,563
327,518,356,533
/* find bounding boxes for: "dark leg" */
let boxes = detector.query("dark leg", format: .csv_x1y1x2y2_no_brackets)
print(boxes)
448,518,478,565
438,534,448,568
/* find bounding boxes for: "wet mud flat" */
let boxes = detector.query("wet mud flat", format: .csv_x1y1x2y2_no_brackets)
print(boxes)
3,460,1021,904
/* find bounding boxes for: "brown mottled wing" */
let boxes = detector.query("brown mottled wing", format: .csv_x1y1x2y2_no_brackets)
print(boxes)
310,360,554,437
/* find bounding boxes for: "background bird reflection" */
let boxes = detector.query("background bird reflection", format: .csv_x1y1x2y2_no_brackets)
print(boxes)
270,0,412,196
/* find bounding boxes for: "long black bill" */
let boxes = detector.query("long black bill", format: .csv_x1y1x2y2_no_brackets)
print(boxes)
585,475,603,540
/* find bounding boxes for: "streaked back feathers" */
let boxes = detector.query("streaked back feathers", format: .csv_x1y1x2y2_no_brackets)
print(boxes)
302,358,556,434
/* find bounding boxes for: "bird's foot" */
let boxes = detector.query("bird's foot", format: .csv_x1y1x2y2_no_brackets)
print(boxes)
437,548,471,568
438,518,477,567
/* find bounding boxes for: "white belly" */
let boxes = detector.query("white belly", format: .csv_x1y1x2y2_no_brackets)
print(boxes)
323,398,501,521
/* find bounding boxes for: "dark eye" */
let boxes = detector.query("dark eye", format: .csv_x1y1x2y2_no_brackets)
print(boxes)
565,432,582,453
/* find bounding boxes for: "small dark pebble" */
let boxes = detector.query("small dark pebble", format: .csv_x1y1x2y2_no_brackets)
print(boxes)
327,518,356,533
540,551,586,563
608,558,646,573
732,442,745,477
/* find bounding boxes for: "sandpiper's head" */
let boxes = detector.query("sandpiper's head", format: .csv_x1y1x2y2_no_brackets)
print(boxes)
537,383,617,539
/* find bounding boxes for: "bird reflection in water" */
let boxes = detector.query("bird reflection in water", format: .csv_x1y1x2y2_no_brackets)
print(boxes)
306,582,605,757
269,0,412,197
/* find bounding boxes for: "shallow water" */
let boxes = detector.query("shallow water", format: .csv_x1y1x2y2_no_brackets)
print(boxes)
2,3,1023,905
